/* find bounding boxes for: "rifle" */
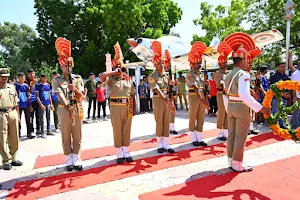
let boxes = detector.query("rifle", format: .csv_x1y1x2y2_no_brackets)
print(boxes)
67,59,75,105
168,66,173,99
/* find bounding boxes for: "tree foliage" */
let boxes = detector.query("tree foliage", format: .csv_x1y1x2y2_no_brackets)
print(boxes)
0,22,36,75
192,0,300,69
24,0,182,77
192,0,251,46
247,0,300,64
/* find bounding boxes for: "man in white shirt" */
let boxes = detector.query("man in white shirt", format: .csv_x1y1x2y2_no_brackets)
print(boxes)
224,33,270,173
291,61,300,128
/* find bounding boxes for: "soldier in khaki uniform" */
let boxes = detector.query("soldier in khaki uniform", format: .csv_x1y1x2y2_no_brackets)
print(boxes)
186,42,209,147
177,71,188,110
99,42,136,164
223,33,270,172
215,42,231,141
0,68,23,170
53,38,84,171
148,41,175,153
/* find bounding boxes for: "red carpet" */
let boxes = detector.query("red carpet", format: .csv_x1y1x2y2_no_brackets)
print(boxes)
7,132,283,200
34,129,218,169
139,155,300,200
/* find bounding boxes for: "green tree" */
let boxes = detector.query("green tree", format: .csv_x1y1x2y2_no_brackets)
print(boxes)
248,0,300,59
0,22,36,75
192,0,251,45
27,0,182,77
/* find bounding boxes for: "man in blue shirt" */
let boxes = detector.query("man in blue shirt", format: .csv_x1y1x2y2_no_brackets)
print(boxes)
259,66,269,91
270,62,290,128
51,72,60,132
15,72,35,139
26,69,40,135
36,74,54,138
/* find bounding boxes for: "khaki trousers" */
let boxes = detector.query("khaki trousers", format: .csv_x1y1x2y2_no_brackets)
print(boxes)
227,102,251,162
58,107,82,155
0,110,19,164
217,92,228,129
188,95,205,132
170,110,176,123
110,105,132,148
153,97,170,137
178,91,188,108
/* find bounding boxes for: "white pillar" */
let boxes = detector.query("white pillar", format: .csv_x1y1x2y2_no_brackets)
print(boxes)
285,19,291,75
135,65,141,114
105,53,112,72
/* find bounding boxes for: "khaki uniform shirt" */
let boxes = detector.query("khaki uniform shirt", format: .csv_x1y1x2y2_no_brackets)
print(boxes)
52,74,84,104
224,67,263,113
0,84,19,108
186,69,204,89
178,76,186,91
148,71,169,92
215,69,227,90
106,76,136,97
224,67,245,96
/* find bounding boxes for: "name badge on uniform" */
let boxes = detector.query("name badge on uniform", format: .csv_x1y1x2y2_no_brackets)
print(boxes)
163,91,168,94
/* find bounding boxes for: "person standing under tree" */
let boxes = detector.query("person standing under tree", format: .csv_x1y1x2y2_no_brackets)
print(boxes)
26,69,40,136
186,42,209,147
85,72,97,120
51,71,60,133
148,41,175,153
138,79,147,114
35,74,54,138
177,71,188,110
95,81,107,121
53,37,84,171
208,73,218,117
99,42,136,164
15,72,34,139
223,33,270,172
0,68,23,170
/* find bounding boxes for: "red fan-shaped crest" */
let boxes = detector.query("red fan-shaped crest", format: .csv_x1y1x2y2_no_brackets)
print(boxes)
152,41,162,65
250,47,261,58
114,42,124,60
55,38,71,57
152,41,162,57
164,50,171,67
217,42,231,57
188,51,193,66
190,42,206,63
224,32,256,51
246,47,261,64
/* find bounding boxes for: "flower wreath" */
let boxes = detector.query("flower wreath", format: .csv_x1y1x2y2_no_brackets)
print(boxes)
262,80,300,141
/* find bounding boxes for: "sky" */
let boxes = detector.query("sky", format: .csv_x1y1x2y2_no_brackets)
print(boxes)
0,0,232,42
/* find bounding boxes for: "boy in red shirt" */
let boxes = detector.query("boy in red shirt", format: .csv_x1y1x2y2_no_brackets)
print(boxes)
95,81,107,121
209,73,218,117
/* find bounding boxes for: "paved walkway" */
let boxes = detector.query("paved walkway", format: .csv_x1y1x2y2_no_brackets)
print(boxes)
1,102,297,200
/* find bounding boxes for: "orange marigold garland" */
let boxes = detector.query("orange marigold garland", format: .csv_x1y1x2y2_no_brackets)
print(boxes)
263,80,300,141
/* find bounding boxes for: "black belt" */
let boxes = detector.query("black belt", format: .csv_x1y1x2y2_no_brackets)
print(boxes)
188,89,195,92
0,107,15,112
110,98,128,103
218,88,224,91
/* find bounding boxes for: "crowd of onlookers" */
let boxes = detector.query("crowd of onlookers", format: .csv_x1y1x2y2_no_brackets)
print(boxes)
13,69,60,139
136,59,300,129
13,70,111,140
